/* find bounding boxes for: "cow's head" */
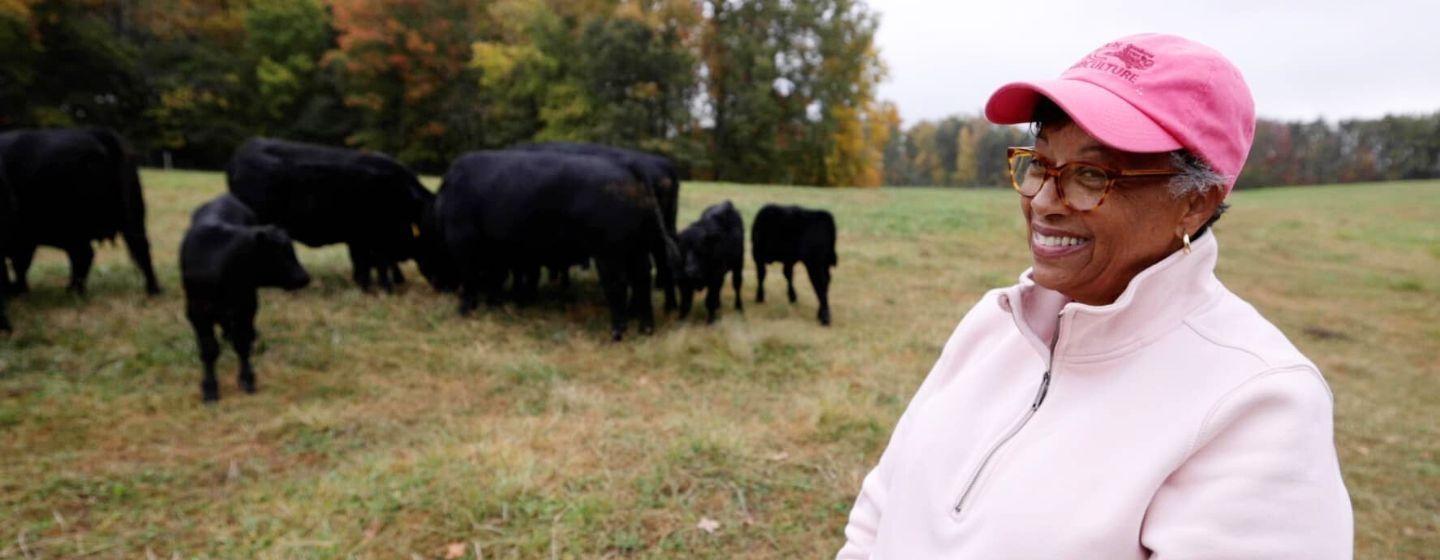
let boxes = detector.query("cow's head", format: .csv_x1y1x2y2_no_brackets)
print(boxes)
676,226,714,286
414,197,459,292
253,226,311,291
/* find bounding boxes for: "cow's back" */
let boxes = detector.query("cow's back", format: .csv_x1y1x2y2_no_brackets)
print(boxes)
799,209,837,266
439,150,654,256
226,138,421,250
519,142,679,233
753,205,835,266
0,129,127,243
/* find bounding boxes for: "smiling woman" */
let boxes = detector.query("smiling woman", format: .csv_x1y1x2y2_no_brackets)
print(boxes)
837,33,1354,559
1017,98,1227,305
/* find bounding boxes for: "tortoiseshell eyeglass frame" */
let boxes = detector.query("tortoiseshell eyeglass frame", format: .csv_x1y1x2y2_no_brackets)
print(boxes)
1007,146,1180,211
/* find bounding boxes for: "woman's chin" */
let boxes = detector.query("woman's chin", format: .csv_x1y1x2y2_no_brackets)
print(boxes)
1030,258,1088,295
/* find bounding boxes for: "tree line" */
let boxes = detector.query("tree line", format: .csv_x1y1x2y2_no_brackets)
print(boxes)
2,0,1435,188
0,0,889,185
881,112,1440,189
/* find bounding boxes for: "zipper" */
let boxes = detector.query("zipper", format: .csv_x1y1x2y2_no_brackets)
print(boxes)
952,314,1062,516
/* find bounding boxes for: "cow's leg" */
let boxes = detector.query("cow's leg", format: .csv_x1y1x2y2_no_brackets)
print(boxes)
807,260,832,326
347,244,374,291
655,250,676,313
0,257,9,329
514,264,540,305
731,260,744,311
782,262,797,303
594,255,629,341
678,282,694,319
9,245,35,294
187,306,222,402
457,261,483,315
0,291,10,333
458,278,481,316
705,274,723,324
375,258,395,294
388,263,406,286
754,260,767,303
65,243,95,295
121,224,162,295
481,265,506,307
223,304,260,394
627,251,655,335
0,258,10,298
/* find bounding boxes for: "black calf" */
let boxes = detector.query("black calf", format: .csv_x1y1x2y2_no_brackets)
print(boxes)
752,204,837,326
677,201,744,323
180,194,310,402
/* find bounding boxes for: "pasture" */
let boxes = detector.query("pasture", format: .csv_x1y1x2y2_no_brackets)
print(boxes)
1,171,1436,558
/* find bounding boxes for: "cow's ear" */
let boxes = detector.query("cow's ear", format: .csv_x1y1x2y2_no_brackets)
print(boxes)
254,226,289,246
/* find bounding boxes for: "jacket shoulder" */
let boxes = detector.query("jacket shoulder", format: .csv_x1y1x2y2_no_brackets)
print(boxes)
1180,287,1332,401
1184,288,1316,371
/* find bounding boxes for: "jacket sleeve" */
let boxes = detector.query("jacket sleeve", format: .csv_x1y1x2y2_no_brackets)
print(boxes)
1142,365,1354,560
836,317,977,559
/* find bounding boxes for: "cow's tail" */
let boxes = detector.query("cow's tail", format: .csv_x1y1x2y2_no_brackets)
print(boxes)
91,128,161,293
818,212,838,268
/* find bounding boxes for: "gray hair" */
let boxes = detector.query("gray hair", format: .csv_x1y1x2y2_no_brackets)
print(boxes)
1168,150,1231,236
1167,151,1229,198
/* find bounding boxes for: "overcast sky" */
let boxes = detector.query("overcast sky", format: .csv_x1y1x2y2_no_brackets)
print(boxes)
867,0,1440,125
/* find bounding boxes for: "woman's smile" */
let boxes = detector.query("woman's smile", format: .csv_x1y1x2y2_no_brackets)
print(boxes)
1029,223,1091,259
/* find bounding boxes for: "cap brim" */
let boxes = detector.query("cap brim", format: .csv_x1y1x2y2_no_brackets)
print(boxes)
985,79,1182,153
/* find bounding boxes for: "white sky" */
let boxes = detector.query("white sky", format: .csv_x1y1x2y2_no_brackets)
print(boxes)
867,0,1440,125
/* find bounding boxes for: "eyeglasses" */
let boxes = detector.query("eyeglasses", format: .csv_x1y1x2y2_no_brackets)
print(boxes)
1007,147,1180,211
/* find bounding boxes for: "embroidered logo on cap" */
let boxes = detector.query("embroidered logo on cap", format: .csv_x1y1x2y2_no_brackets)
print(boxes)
1109,44,1155,70
1068,42,1156,84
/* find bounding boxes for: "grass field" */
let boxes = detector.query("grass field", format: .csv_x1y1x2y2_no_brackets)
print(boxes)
0,171,1436,558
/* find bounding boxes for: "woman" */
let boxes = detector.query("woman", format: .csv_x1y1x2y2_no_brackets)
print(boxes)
838,34,1353,559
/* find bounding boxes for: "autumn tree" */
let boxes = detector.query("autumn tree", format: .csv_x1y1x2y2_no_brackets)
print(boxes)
327,0,480,170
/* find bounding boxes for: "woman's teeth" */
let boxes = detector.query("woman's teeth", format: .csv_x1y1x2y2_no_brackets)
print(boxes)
1033,232,1087,247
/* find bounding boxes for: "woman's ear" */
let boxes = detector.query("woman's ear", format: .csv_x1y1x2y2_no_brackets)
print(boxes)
1180,186,1224,236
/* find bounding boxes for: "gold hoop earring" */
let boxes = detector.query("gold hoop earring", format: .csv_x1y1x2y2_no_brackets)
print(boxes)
1182,232,1192,255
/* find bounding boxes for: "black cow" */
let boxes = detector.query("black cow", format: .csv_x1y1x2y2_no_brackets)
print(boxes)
752,204,837,326
432,150,675,341
225,138,433,292
515,142,681,308
180,194,311,402
0,156,14,332
676,200,744,323
0,128,161,296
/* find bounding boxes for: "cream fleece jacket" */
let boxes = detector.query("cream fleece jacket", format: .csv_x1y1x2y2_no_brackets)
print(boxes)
838,232,1353,559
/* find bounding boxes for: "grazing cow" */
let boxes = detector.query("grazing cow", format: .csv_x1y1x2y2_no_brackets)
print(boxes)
225,138,433,292
433,150,675,341
676,200,744,323
180,194,311,402
515,142,681,308
0,157,14,332
0,128,161,296
752,204,837,326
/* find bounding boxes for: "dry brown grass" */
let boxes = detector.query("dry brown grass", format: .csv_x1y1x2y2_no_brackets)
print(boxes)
0,171,1435,558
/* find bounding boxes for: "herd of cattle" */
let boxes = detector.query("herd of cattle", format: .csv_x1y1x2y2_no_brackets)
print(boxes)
0,128,839,401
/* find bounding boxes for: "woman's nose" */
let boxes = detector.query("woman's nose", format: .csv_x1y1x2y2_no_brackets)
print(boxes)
1029,175,1069,216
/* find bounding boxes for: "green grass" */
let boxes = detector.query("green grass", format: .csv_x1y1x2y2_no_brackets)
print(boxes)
1,171,1437,558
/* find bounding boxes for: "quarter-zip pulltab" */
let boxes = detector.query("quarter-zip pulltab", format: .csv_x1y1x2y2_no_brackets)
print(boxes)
952,312,1063,516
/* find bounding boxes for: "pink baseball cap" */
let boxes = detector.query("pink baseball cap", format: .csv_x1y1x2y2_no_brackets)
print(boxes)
985,33,1255,195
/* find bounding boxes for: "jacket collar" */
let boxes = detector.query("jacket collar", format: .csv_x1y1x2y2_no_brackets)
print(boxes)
997,231,1224,364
